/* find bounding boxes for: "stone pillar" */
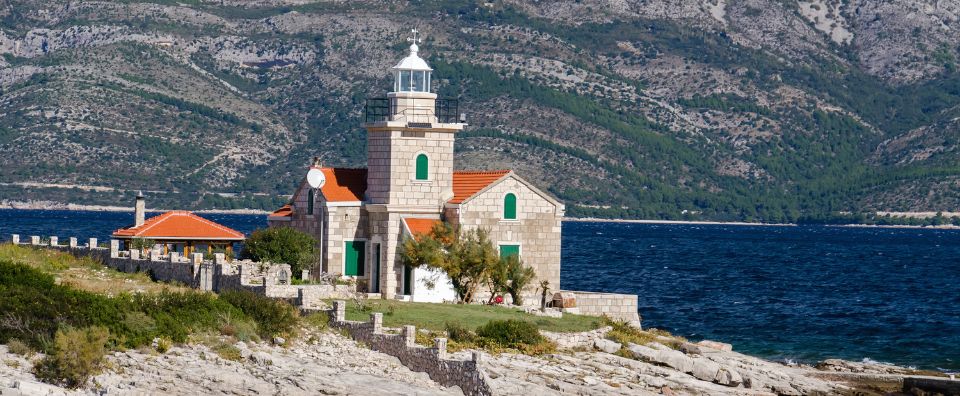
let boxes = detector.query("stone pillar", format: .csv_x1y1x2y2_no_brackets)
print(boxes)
332,300,346,322
49,236,58,246
403,325,416,347
88,238,97,250
110,240,119,258
214,253,225,265
149,249,159,261
199,262,213,291
30,236,39,245
371,313,383,334
435,338,448,359
301,269,310,280
68,237,77,248
169,252,180,263
129,249,140,260
11,234,18,245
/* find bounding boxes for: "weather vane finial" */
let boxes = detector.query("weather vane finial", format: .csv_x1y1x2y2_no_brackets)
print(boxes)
407,28,422,45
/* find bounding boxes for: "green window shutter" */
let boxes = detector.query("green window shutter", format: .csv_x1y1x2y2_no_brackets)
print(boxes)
415,154,428,180
307,189,314,215
500,244,520,259
504,193,517,219
344,241,365,276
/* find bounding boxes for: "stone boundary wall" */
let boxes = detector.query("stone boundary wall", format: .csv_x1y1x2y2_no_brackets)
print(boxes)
561,290,641,326
541,326,612,350
7,234,356,307
327,301,492,396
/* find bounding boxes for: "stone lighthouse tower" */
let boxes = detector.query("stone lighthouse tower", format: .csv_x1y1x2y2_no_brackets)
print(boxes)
363,30,465,298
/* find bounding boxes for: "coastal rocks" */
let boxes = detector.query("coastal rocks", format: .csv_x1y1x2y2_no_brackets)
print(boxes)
696,340,733,352
593,338,622,354
541,326,611,350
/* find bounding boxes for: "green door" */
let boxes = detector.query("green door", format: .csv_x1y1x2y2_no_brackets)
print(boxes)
371,243,380,293
500,244,520,259
344,241,365,276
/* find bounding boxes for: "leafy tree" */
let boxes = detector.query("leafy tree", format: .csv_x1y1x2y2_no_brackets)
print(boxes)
502,254,537,306
400,223,499,303
241,227,317,278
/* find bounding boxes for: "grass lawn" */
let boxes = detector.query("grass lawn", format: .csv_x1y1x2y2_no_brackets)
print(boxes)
341,299,602,333
0,243,190,295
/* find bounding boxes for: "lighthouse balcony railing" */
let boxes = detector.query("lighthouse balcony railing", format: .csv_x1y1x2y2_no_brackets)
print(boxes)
364,98,459,124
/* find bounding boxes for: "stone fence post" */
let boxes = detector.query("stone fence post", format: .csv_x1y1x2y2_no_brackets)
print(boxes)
301,269,310,280
49,236,58,246
371,313,383,334
110,240,119,258
30,236,39,245
435,338,448,359
69,237,77,248
11,234,18,244
332,300,346,322
149,250,159,261
88,238,97,250
403,325,416,347
214,253,225,265
169,252,180,263
129,249,140,260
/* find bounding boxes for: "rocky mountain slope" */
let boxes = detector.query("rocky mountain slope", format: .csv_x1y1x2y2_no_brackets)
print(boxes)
1,0,960,220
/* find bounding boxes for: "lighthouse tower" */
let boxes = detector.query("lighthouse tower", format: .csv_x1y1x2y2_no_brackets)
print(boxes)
363,30,465,298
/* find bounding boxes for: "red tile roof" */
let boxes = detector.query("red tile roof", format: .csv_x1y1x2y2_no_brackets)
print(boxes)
450,170,511,204
268,204,292,218
402,218,443,237
319,168,367,202
112,211,245,240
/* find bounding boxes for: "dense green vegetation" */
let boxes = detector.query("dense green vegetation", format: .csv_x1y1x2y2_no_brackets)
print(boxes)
241,227,318,278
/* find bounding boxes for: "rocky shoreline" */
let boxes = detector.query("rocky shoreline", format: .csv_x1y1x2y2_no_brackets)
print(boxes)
2,326,953,396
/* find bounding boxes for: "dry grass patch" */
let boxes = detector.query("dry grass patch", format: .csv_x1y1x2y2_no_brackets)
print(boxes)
0,243,190,295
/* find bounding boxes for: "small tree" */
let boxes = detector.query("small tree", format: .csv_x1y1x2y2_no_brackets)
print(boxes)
242,227,317,279
400,223,499,303
34,326,110,388
130,237,156,254
502,254,536,306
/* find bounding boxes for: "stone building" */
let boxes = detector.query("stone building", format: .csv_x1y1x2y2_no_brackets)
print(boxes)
114,192,245,256
269,35,564,302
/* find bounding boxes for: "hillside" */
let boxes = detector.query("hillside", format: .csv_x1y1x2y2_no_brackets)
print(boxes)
1,0,960,221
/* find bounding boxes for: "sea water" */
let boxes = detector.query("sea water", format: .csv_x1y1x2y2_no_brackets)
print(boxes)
1,209,957,371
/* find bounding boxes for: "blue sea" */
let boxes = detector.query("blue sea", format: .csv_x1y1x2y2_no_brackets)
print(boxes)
1,209,958,371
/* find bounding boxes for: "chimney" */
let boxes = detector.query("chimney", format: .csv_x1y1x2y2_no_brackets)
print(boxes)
135,191,145,227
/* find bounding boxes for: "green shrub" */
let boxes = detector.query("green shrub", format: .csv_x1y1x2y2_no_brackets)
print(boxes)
34,326,109,388
6,339,33,356
213,343,242,361
475,320,543,349
241,228,317,277
220,289,299,338
303,312,329,330
445,322,476,343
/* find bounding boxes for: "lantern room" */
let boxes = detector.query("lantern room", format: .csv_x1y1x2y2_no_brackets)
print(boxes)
391,29,432,93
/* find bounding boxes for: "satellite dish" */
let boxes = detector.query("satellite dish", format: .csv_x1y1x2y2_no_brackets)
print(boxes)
306,168,326,189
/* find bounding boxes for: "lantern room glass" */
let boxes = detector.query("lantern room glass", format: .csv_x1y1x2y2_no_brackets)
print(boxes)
394,70,431,92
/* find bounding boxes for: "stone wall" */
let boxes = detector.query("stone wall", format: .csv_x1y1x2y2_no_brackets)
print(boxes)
327,301,492,396
456,175,563,306
321,204,368,277
560,290,641,326
8,234,358,306
366,129,456,206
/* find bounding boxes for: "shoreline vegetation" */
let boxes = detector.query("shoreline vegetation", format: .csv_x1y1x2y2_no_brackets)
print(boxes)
3,201,958,229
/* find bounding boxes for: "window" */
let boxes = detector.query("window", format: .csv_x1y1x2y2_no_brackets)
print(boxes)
504,193,517,220
307,189,314,215
415,154,429,180
399,70,411,92
500,244,520,259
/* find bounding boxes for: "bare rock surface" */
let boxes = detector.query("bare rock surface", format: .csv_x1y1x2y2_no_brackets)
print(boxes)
0,331,461,396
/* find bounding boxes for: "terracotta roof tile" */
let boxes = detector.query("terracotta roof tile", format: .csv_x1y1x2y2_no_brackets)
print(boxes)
402,218,443,237
319,168,367,202
268,204,292,218
449,170,511,204
112,211,245,240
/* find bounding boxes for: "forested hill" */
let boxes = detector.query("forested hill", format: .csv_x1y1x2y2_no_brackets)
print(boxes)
2,0,960,222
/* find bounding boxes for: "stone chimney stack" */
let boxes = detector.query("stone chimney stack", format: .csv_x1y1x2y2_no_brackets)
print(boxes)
135,191,145,227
